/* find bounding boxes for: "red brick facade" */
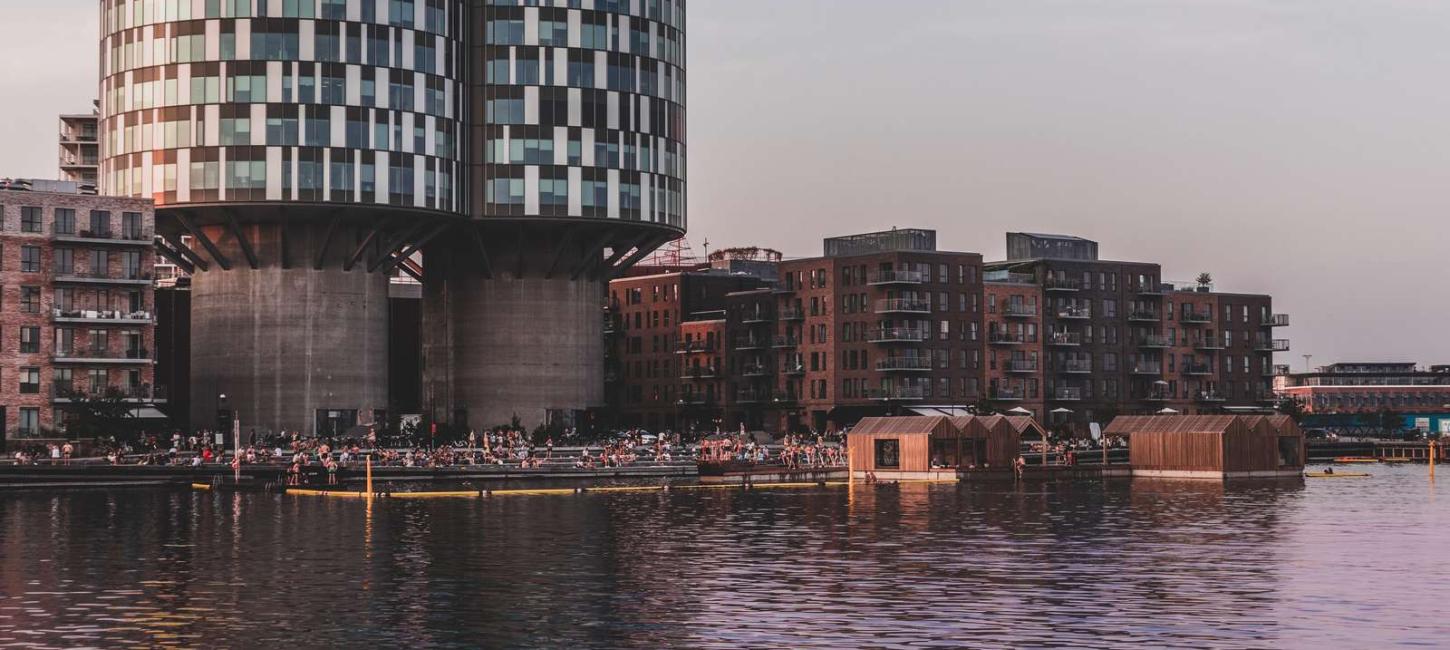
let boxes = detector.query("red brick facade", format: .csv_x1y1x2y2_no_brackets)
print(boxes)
0,190,156,442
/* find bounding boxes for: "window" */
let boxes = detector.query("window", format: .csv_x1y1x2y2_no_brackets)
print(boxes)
20,207,41,233
20,246,39,272
89,210,110,236
20,287,40,313
122,212,143,239
19,326,39,354
875,439,901,469
54,208,75,235
18,407,39,437
19,367,39,394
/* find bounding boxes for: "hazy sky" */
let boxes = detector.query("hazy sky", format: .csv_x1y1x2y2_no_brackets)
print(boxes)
3,0,1448,367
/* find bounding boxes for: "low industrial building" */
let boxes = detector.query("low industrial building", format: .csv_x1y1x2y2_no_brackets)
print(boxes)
1106,414,1305,479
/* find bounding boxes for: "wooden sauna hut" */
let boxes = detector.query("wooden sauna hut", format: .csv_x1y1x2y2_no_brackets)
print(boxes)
946,415,1026,469
1105,414,1306,479
847,416,958,480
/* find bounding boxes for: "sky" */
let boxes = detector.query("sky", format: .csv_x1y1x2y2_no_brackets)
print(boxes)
2,0,1448,367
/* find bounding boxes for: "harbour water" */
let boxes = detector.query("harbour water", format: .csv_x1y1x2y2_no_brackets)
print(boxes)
0,465,1445,648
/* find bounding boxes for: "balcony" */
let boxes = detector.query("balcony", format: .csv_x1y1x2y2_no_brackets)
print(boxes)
1194,337,1225,351
1003,304,1037,318
51,384,166,402
1181,312,1212,324
1057,306,1091,320
1053,387,1083,401
1128,310,1160,322
740,311,772,324
1060,360,1092,374
876,357,932,372
739,365,771,378
1196,391,1227,403
1268,313,1290,327
676,396,710,407
52,348,151,364
733,337,769,351
989,332,1025,345
778,308,806,321
1130,364,1163,375
783,365,806,377
1137,284,1169,296
1140,391,1172,402
54,229,152,247
736,390,771,405
1184,363,1214,376
772,336,799,349
59,130,98,143
1137,335,1171,349
1044,277,1080,292
868,270,926,286
869,328,928,343
868,387,927,401
875,298,931,314
1255,339,1291,352
990,387,1025,401
1047,332,1082,347
1005,359,1039,373
51,309,153,324
54,271,153,286
676,341,715,354
681,365,722,380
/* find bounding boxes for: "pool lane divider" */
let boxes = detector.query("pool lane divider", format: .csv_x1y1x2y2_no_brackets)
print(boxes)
261,480,934,500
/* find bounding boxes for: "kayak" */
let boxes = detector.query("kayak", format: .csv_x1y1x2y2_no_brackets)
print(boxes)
1304,471,1370,478
1332,457,1378,464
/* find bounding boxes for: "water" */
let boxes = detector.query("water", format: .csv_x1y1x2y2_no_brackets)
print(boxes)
0,466,1446,649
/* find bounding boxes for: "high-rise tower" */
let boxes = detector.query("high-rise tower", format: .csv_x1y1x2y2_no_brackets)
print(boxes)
98,0,684,434
420,1,687,430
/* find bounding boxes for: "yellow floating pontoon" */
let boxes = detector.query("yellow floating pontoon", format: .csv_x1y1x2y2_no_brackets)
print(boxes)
1304,471,1370,478
1332,457,1378,464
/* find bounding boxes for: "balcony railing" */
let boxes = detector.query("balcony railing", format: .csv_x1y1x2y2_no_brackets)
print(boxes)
676,342,715,354
1194,337,1225,350
1006,359,1039,373
779,308,806,321
1003,304,1037,318
733,337,769,350
682,367,719,380
1044,277,1080,291
55,271,153,283
990,387,1024,401
1184,363,1214,375
1268,313,1290,327
1130,364,1163,375
783,365,806,376
772,336,799,349
736,390,771,404
1196,391,1227,402
52,308,152,323
869,328,928,343
1137,284,1169,296
1137,335,1171,348
1254,339,1291,352
868,387,927,401
740,311,772,324
1141,391,1172,402
51,383,166,401
1054,387,1083,401
1057,306,1091,319
1060,360,1092,373
52,348,150,362
989,332,1025,345
739,365,770,378
1181,311,1212,324
1128,310,1160,322
1047,332,1082,346
876,357,932,372
875,299,931,314
868,270,926,286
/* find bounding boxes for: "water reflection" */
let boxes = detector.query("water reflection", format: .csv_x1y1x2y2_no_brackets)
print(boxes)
0,469,1445,648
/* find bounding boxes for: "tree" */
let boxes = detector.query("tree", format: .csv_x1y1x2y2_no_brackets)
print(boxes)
59,388,144,443
1276,396,1306,424
1196,272,1214,291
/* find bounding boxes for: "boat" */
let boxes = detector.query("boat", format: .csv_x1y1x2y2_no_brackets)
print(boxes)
1304,471,1370,478
1332,457,1378,464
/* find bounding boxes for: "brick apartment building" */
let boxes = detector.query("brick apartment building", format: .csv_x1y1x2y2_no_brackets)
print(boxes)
605,230,1288,436
604,269,767,431
0,186,157,447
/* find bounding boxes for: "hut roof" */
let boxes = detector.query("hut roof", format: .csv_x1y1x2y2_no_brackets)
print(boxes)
851,416,953,438
1104,414,1244,436
1003,416,1049,439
